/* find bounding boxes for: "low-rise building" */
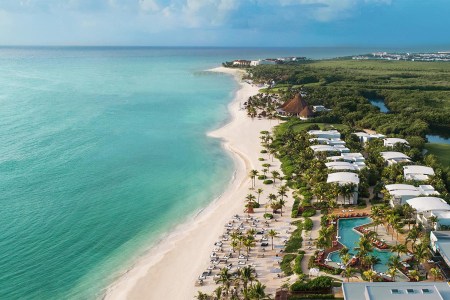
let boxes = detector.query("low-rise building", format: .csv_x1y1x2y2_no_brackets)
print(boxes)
380,151,411,165
310,144,350,154
404,165,435,181
308,129,341,139
325,161,365,171
232,60,251,67
406,197,450,229
354,132,386,144
385,184,439,206
312,105,331,112
342,282,450,299
327,172,360,204
384,138,409,148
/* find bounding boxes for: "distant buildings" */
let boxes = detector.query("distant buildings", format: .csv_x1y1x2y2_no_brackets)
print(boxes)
353,132,385,144
352,51,450,62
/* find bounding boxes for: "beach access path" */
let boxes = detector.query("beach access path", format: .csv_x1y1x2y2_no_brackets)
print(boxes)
105,67,288,300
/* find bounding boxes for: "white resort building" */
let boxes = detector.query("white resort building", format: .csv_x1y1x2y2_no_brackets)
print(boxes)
385,184,440,206
380,151,411,165
325,161,366,171
310,144,350,154
406,197,450,229
383,137,409,148
404,165,435,181
342,282,450,299
327,172,360,204
308,129,341,139
353,132,386,144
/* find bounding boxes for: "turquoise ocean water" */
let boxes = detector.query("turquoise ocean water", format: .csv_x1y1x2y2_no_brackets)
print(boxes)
0,46,442,299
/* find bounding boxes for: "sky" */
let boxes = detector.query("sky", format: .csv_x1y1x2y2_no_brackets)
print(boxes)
0,0,449,47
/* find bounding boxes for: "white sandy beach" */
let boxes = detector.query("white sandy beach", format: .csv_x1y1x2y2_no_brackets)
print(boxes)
105,67,286,300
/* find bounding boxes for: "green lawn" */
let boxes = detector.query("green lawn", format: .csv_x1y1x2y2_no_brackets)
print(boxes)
425,143,450,167
274,120,349,136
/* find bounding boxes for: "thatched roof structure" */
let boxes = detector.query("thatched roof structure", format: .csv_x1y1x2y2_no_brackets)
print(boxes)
279,93,308,115
299,106,314,118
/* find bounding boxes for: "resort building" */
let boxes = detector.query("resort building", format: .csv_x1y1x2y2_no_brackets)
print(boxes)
250,59,277,66
327,152,365,163
309,137,346,146
406,197,450,229
430,231,450,279
308,129,341,139
310,144,350,154
325,161,365,171
404,165,435,181
383,138,409,148
312,105,331,112
380,151,411,165
326,172,360,204
354,132,386,144
277,93,314,119
232,60,251,67
342,282,450,299
385,184,440,206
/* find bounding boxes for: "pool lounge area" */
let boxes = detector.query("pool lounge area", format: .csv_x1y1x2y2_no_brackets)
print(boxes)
327,217,392,273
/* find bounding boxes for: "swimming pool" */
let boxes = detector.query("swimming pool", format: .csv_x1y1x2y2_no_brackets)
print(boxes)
329,217,392,273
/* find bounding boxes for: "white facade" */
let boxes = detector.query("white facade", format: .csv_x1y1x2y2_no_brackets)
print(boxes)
404,165,435,181
327,172,360,204
310,144,349,154
384,138,409,148
307,130,341,139
407,197,450,229
380,151,411,165
354,132,386,144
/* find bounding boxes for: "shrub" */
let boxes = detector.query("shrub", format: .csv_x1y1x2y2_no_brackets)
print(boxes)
263,179,273,185
258,175,267,180
280,254,296,276
291,198,300,218
258,157,265,161
260,149,268,153
302,208,316,218
293,251,305,275
304,218,313,231
264,213,273,219
252,202,261,208
290,276,333,292
285,223,303,253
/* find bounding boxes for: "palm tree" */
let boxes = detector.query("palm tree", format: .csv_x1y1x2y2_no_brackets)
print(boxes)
278,199,286,216
278,185,288,201
213,286,223,300
365,255,381,271
243,237,255,260
249,170,258,188
239,266,256,293
429,215,439,230
363,269,377,282
391,244,408,258
341,267,357,282
271,170,280,186
216,268,232,295
402,204,415,230
339,247,349,258
387,267,397,282
341,253,352,266
430,267,440,281
256,188,264,204
248,281,270,300
196,291,209,300
409,269,420,282
407,226,421,249
231,240,239,253
413,242,430,268
341,183,355,205
267,229,278,250
388,256,401,279
262,163,271,173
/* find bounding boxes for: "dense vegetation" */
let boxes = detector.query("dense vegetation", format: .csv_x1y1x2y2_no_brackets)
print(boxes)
250,59,450,134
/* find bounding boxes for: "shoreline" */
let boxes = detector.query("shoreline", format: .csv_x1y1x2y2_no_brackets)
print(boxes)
104,66,278,300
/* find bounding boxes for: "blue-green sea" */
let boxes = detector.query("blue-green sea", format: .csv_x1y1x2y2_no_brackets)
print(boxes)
0,46,439,299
